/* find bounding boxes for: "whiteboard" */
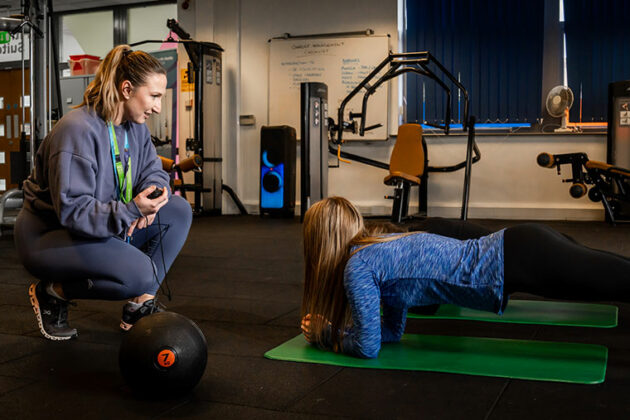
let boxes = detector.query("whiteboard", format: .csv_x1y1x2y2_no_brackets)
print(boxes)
269,35,390,140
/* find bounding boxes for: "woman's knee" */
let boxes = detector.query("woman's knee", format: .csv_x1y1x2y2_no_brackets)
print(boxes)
102,251,157,298
162,194,193,230
125,267,159,297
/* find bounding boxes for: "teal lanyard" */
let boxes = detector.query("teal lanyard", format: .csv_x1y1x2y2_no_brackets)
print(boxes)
107,122,132,203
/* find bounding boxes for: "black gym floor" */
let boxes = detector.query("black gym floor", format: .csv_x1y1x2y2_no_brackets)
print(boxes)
1,215,630,419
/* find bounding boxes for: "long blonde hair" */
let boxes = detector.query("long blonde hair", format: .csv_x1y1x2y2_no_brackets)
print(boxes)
77,44,166,122
301,197,417,352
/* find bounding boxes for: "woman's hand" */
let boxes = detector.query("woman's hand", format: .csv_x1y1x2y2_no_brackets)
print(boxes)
301,314,313,343
133,186,168,216
301,313,330,344
127,186,168,237
126,214,157,237
127,214,155,236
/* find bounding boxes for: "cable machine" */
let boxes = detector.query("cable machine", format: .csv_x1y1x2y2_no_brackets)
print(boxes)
131,19,246,215
0,0,61,235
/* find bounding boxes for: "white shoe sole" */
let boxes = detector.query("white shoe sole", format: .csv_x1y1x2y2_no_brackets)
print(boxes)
28,283,75,341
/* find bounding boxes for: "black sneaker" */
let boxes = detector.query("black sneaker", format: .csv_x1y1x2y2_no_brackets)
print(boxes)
120,299,164,331
28,282,78,341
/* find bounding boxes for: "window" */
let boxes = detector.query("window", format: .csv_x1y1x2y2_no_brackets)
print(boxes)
128,3,178,48
405,0,545,128
57,2,177,64
564,0,630,122
60,10,114,62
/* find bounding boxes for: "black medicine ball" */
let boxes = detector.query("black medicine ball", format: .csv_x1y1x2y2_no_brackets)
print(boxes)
119,311,207,396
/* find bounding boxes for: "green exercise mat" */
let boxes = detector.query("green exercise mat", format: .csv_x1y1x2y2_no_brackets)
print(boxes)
407,300,618,328
265,334,608,384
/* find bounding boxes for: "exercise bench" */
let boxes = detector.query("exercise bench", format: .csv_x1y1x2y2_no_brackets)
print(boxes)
537,152,630,223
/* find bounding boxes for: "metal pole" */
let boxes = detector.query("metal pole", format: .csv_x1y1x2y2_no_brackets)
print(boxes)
48,0,63,119
194,43,203,213
460,115,476,220
21,26,25,130
46,4,52,131
28,8,35,172
43,0,50,134
31,0,47,155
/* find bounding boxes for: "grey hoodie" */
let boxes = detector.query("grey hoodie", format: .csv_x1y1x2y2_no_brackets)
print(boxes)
23,106,170,239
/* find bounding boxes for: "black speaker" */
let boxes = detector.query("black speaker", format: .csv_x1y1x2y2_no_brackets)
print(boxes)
260,125,296,216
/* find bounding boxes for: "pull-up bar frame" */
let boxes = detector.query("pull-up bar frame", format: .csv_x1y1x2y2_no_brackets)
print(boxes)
328,51,478,220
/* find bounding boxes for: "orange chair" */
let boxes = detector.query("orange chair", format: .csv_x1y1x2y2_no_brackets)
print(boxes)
384,124,428,223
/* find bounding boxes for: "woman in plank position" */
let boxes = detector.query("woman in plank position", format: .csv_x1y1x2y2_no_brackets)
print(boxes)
300,196,630,358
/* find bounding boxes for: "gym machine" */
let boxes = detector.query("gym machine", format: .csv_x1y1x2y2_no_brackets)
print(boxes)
304,51,481,221
158,153,203,202
537,152,630,224
131,19,246,215
300,82,328,221
0,0,61,235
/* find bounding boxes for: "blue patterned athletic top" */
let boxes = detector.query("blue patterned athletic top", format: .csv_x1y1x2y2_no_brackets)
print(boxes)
340,230,505,358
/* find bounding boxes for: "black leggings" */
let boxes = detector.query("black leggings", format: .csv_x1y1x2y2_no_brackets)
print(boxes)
14,196,192,300
410,219,630,302
503,223,630,301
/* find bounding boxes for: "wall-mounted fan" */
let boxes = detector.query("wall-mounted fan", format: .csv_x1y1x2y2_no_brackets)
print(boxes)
546,85,574,133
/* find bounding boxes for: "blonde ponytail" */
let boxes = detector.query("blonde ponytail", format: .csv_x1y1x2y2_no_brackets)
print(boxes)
77,44,166,122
